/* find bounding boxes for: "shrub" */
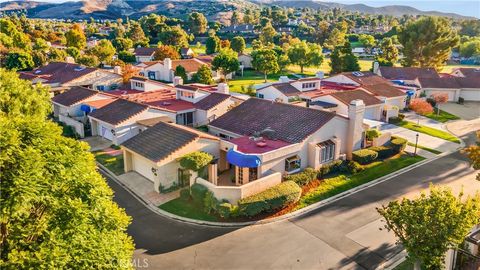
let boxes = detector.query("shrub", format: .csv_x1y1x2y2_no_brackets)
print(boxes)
366,129,381,141
217,202,234,218
426,97,436,108
319,160,344,177
398,113,406,121
284,167,318,186
203,190,218,213
180,188,191,201
391,137,407,153
352,149,379,164
179,152,213,171
238,181,302,217
388,116,402,124
347,161,364,174
191,183,208,205
369,146,394,159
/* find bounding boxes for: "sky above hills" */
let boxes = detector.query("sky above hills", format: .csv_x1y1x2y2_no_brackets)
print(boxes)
1,0,478,18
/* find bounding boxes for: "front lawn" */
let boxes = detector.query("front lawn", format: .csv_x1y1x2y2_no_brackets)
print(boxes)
159,197,219,221
406,142,442,155
296,154,425,209
424,110,460,123
394,120,461,144
94,150,124,175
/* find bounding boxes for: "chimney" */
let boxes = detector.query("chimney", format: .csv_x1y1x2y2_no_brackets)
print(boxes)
173,76,183,86
65,56,75,64
217,83,229,94
279,76,289,83
113,66,122,74
315,71,324,79
164,58,172,70
373,61,380,75
346,99,365,160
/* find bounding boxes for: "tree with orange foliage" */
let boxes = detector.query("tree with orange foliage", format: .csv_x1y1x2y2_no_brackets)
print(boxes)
464,131,480,181
409,98,434,125
220,39,231,49
153,45,180,61
122,64,139,83
431,93,449,116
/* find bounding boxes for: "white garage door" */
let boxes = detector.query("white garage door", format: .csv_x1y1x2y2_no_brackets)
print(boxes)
98,124,113,141
132,155,155,182
460,90,480,101
426,90,455,101
364,107,376,120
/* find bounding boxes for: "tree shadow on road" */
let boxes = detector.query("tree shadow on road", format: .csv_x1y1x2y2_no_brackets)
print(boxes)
329,242,403,270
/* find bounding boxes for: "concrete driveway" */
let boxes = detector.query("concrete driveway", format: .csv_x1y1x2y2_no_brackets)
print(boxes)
81,136,112,151
441,101,480,120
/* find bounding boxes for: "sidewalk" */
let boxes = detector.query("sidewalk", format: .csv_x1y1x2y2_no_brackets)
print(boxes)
403,111,446,130
404,145,437,159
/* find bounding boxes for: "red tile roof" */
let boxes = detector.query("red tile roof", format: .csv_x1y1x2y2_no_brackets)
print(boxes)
378,66,440,80
51,86,98,106
342,71,392,85
331,90,382,106
194,93,230,110
361,83,406,98
172,58,210,73
19,62,98,85
83,98,117,109
134,47,157,56
89,99,148,126
230,136,292,154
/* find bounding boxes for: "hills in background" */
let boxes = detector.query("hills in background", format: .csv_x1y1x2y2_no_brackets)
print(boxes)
0,0,476,20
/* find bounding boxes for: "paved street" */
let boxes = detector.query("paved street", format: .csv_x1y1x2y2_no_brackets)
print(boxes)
104,129,479,270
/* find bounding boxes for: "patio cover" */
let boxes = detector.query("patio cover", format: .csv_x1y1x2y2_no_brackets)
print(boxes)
226,149,261,168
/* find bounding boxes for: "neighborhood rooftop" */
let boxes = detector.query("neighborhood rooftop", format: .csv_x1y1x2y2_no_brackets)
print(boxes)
378,66,440,80
51,86,98,106
209,98,337,143
19,62,97,84
89,99,148,125
331,89,382,106
194,93,230,110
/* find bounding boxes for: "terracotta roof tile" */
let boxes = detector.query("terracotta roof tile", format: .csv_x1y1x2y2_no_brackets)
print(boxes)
194,93,230,111
20,62,97,84
342,71,392,85
209,98,336,143
331,90,382,106
378,66,440,80
134,47,157,56
172,59,210,73
51,86,98,106
361,83,406,98
89,99,148,126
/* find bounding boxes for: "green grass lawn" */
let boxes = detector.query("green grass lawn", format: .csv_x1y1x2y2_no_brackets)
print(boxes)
159,197,219,221
424,110,460,123
296,154,425,209
94,151,124,175
395,120,461,144
406,142,442,155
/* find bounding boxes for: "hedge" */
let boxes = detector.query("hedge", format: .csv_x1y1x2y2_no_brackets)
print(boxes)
369,146,394,159
284,168,318,186
352,149,378,164
366,129,381,141
391,137,407,153
319,160,345,177
238,181,302,217
180,188,191,201
347,161,364,174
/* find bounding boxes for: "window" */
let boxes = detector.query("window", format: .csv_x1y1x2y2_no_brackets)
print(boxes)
219,133,232,140
302,82,317,89
285,155,301,173
318,140,335,163
96,85,105,91
176,112,194,126
179,91,194,99
134,82,144,88
257,93,264,99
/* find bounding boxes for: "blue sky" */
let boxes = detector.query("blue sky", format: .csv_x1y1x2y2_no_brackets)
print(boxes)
1,0,479,18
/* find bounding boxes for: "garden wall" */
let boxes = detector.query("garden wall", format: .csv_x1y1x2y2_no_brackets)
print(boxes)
372,132,392,147
59,114,85,138
196,172,282,204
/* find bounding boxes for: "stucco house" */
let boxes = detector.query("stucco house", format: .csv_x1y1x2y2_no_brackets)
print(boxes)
134,47,157,63
450,67,480,79
256,76,323,103
419,77,480,102
122,121,220,192
19,62,123,96
136,58,230,82
180,47,195,59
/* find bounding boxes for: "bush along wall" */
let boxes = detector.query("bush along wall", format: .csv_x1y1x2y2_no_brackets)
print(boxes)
352,149,379,165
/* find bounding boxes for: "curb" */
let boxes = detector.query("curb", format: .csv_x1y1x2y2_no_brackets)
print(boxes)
97,141,464,228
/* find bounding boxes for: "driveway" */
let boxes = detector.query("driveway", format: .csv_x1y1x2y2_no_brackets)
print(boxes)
81,136,112,151
441,101,480,120
104,132,479,270
379,124,460,153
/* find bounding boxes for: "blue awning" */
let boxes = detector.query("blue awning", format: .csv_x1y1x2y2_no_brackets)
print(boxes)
80,104,91,113
406,90,415,96
226,149,261,168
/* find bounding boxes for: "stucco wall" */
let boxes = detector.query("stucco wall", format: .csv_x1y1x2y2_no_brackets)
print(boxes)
256,86,289,102
196,171,282,204
59,114,85,138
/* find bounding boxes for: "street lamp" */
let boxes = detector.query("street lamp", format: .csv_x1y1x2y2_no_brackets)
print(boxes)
414,133,419,156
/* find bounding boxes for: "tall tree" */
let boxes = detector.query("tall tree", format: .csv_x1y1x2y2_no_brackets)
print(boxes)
206,36,220,55
5,50,34,71
65,24,86,50
398,16,459,69
230,36,246,54
358,34,375,53
329,41,360,74
89,39,116,64
287,41,324,74
211,48,239,82
324,28,346,50
329,47,343,74
112,37,133,52
188,12,208,35
251,48,280,82
259,23,277,45
157,26,190,48
174,65,188,82
192,64,213,85
128,22,149,47
377,186,480,270
153,45,180,60
459,38,480,58
0,69,134,268
377,37,399,66
230,11,242,26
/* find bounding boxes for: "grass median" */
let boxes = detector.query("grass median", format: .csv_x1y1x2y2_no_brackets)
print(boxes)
394,120,461,144
424,110,460,123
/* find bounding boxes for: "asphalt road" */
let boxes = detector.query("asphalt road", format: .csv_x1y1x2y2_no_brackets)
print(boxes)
105,132,479,270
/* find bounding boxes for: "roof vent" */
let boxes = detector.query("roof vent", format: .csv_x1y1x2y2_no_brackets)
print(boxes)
34,70,42,74
352,71,364,77
74,66,86,72
256,141,267,147
162,102,171,106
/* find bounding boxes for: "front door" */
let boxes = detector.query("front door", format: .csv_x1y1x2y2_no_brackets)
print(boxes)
178,168,191,187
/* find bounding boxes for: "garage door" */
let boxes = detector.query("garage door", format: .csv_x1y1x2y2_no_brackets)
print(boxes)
132,155,155,182
426,90,455,101
98,124,113,141
460,90,480,101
